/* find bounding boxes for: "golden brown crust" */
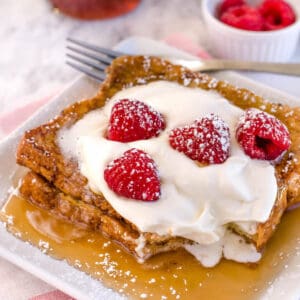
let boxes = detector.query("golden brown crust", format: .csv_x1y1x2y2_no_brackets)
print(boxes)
228,186,287,250
16,55,300,257
256,187,287,249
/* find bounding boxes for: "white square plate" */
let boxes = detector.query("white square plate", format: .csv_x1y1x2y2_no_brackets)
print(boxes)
0,37,300,300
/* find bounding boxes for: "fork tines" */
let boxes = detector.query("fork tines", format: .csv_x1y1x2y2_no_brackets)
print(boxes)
66,37,124,81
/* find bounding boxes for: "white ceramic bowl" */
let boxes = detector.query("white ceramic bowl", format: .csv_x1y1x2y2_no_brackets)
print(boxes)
201,0,300,62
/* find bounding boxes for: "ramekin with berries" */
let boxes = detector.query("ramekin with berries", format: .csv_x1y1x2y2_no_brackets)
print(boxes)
201,0,300,61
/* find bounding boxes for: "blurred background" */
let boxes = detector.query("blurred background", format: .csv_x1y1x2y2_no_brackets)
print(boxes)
0,0,207,114
1,0,300,117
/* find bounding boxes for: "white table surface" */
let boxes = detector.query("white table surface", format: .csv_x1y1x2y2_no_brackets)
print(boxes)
0,1,300,299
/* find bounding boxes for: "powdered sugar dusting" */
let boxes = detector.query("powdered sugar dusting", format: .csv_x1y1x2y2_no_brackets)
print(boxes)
104,148,161,201
169,114,230,164
236,108,291,160
107,99,165,142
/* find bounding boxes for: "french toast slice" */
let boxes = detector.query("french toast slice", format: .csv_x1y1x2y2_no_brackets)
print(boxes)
16,56,300,261
19,169,287,262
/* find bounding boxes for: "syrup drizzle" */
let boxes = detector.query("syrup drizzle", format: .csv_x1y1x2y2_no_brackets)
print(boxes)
1,194,300,299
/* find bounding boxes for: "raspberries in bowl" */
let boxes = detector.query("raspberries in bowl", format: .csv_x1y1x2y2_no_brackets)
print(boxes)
201,0,300,61
218,0,296,31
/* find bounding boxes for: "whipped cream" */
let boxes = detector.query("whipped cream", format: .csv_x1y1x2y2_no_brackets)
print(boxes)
58,81,277,266
184,230,261,267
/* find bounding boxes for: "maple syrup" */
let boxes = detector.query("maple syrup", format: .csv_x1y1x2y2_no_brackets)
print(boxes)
50,0,140,20
1,194,300,300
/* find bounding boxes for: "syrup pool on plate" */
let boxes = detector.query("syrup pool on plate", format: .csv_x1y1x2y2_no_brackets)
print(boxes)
1,192,300,300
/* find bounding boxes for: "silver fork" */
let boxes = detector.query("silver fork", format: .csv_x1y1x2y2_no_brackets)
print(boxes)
66,37,300,81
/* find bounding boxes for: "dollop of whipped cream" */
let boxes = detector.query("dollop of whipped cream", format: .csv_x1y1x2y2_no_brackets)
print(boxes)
58,81,277,266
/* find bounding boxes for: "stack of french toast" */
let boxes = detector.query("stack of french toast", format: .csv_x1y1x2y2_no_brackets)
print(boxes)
16,55,300,264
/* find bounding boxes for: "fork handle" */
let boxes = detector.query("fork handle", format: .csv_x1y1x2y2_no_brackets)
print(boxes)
198,59,300,76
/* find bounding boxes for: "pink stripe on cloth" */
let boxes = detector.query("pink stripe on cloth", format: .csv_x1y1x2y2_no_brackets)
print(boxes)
0,95,53,137
164,33,212,59
29,290,75,300
0,35,211,300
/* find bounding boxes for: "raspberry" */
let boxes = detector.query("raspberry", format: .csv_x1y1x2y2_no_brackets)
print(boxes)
259,0,296,30
236,108,291,160
104,148,161,201
220,5,264,31
169,114,230,164
107,99,165,142
218,0,245,16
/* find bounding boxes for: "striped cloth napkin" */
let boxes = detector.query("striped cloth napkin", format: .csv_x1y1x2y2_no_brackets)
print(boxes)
0,34,209,300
